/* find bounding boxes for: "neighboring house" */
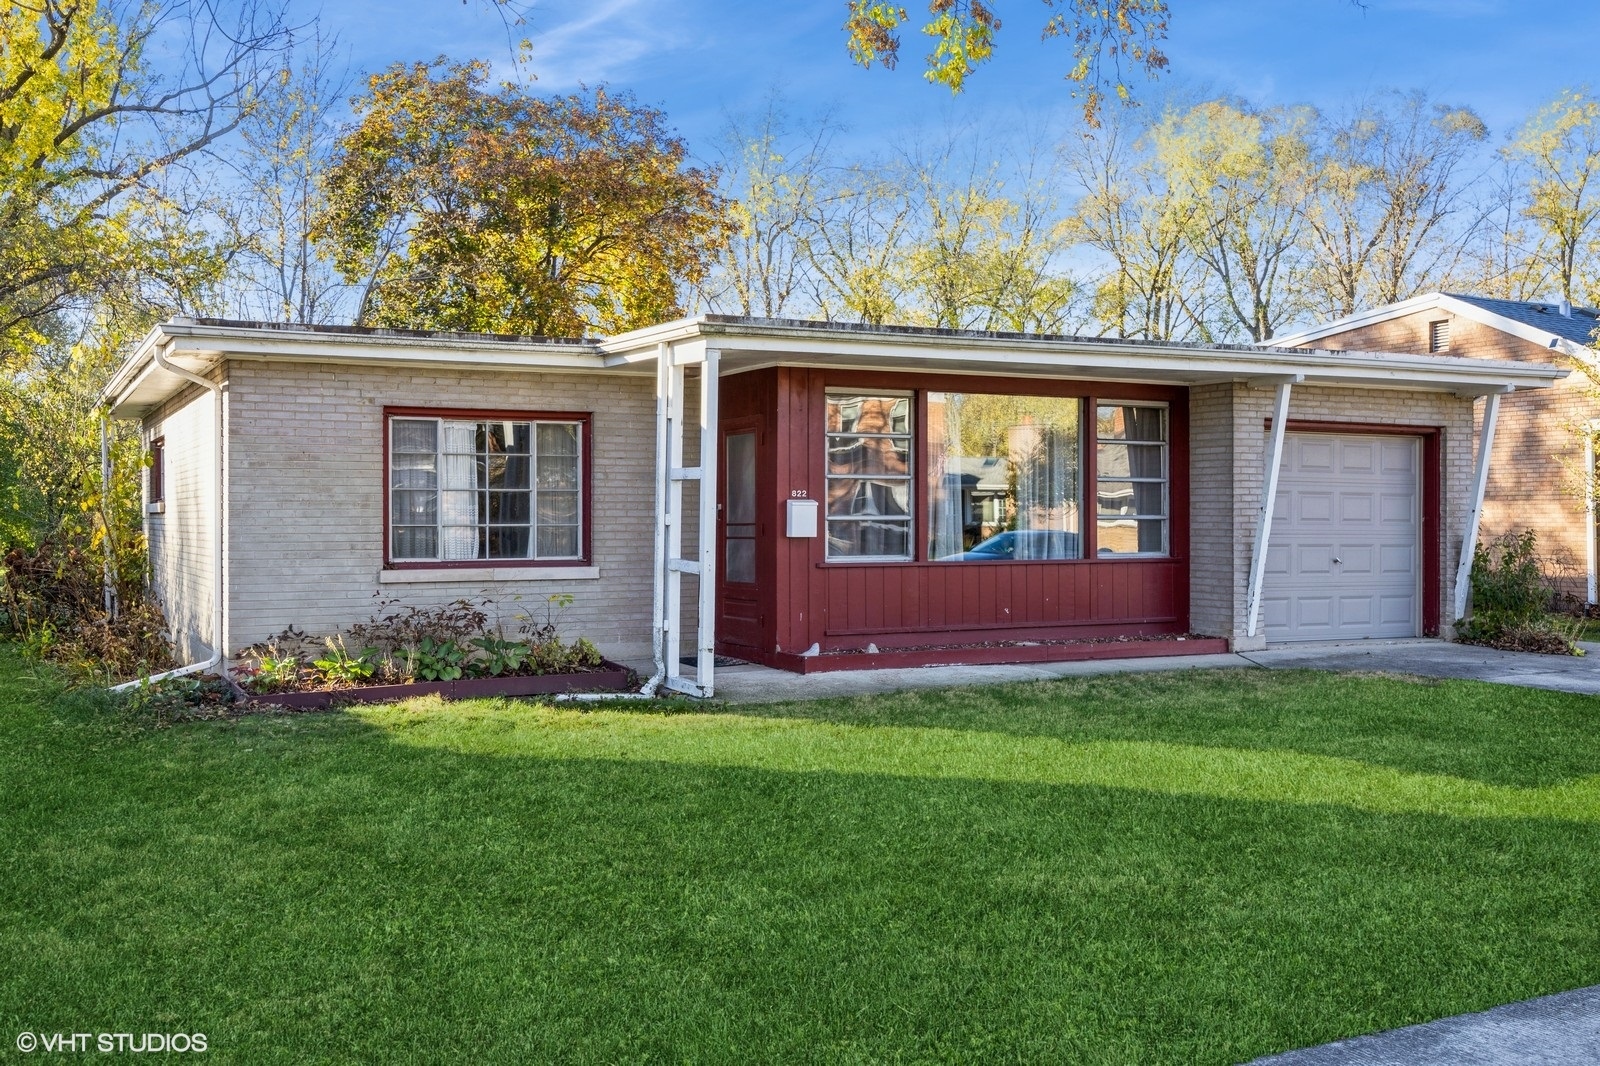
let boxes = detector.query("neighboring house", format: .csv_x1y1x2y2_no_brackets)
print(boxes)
1274,293,1600,602
101,316,1563,696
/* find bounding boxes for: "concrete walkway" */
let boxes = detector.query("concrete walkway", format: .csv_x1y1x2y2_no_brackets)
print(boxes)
699,637,1600,704
1244,984,1600,1065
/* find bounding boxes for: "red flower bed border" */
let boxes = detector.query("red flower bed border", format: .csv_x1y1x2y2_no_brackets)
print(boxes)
232,660,635,709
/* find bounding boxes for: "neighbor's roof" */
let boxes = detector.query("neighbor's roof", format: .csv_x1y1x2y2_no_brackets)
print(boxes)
1270,292,1600,356
102,312,1568,420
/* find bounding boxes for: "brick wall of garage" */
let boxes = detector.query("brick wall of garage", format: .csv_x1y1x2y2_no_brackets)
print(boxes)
1310,309,1593,596
1190,383,1476,648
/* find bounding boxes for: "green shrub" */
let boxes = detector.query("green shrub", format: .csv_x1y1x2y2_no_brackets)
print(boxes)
1459,530,1579,654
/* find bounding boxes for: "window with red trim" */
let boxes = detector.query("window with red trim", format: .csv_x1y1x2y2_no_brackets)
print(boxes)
386,412,588,564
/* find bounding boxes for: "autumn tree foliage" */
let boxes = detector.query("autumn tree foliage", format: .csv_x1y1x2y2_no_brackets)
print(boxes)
313,60,728,336
0,0,288,364
844,0,1170,125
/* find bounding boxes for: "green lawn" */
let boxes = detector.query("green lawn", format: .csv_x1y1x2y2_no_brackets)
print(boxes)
3,650,1599,1064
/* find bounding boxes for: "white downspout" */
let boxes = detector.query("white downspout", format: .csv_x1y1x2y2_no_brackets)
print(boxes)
98,406,116,614
1244,380,1296,639
1452,389,1505,623
111,341,225,692
1587,425,1598,606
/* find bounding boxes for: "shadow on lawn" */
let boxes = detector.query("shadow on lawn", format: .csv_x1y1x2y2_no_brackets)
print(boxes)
695,668,1600,791
7,685,1600,1065
356,696,1600,825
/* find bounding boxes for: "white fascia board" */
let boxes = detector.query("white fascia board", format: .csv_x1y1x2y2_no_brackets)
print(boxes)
160,321,606,370
607,318,1565,393
1269,293,1447,348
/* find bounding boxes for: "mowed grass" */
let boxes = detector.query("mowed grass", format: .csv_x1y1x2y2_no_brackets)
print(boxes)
3,650,1599,1064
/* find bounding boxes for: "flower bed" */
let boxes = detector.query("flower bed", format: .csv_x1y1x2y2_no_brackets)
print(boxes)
233,660,634,709
230,595,637,707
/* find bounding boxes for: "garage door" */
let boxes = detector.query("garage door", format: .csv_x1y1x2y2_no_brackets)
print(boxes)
1261,432,1420,641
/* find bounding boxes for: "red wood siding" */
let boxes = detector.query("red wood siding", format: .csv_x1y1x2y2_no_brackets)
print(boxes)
717,367,1193,668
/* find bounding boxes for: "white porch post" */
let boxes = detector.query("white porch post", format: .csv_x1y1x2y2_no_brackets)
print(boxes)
695,349,720,696
651,343,671,687
653,340,719,699
1245,380,1295,639
1453,390,1504,621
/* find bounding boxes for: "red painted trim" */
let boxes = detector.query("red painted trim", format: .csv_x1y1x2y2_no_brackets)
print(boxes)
1083,396,1099,558
760,636,1229,674
381,405,593,569
148,436,165,504
1272,418,1444,637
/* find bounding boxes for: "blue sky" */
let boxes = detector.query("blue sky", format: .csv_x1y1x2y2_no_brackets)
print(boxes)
318,0,1600,158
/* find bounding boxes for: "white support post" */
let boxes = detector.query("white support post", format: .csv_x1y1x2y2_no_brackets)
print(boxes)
1453,391,1503,622
651,343,671,686
1244,382,1294,639
652,341,718,699
663,352,687,688
695,349,721,696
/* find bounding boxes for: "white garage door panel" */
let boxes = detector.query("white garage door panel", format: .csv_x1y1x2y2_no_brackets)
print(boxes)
1264,432,1420,642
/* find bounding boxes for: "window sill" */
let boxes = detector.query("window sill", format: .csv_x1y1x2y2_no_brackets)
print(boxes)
379,565,599,584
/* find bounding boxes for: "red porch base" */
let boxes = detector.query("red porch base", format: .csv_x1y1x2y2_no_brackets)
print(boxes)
756,635,1230,674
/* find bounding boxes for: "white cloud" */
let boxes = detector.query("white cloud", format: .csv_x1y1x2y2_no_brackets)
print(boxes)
519,0,689,88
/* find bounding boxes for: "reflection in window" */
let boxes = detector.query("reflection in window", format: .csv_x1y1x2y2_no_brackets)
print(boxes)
1096,404,1167,555
928,393,1081,561
825,393,913,559
390,416,582,562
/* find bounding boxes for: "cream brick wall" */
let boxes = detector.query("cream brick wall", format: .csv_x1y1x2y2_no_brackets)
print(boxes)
1191,383,1475,649
146,385,218,662
222,359,682,661
1314,310,1594,596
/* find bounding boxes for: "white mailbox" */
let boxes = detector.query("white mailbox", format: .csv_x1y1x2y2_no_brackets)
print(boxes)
786,498,819,538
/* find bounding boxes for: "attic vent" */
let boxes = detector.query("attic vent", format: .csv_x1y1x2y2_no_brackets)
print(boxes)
1429,320,1450,353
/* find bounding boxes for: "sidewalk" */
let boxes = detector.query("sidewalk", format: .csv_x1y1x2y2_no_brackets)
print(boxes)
694,638,1600,704
1244,984,1600,1065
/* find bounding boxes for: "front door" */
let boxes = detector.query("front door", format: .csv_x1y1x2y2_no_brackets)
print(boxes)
717,420,765,651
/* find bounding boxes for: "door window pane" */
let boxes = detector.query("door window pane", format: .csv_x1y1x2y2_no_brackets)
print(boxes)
725,432,757,583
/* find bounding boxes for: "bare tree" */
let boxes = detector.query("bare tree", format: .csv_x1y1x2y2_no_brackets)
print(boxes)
700,97,838,319
1062,117,1217,341
222,25,355,324
1153,99,1315,341
1303,92,1488,318
1506,88,1600,305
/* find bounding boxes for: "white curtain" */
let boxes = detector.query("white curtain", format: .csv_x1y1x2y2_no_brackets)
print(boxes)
929,393,966,558
440,420,478,561
1013,425,1076,558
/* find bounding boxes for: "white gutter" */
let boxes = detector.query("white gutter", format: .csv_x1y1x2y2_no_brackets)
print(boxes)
111,340,225,692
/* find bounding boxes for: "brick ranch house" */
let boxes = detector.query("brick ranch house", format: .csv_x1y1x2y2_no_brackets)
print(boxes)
1274,293,1600,602
100,316,1563,697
